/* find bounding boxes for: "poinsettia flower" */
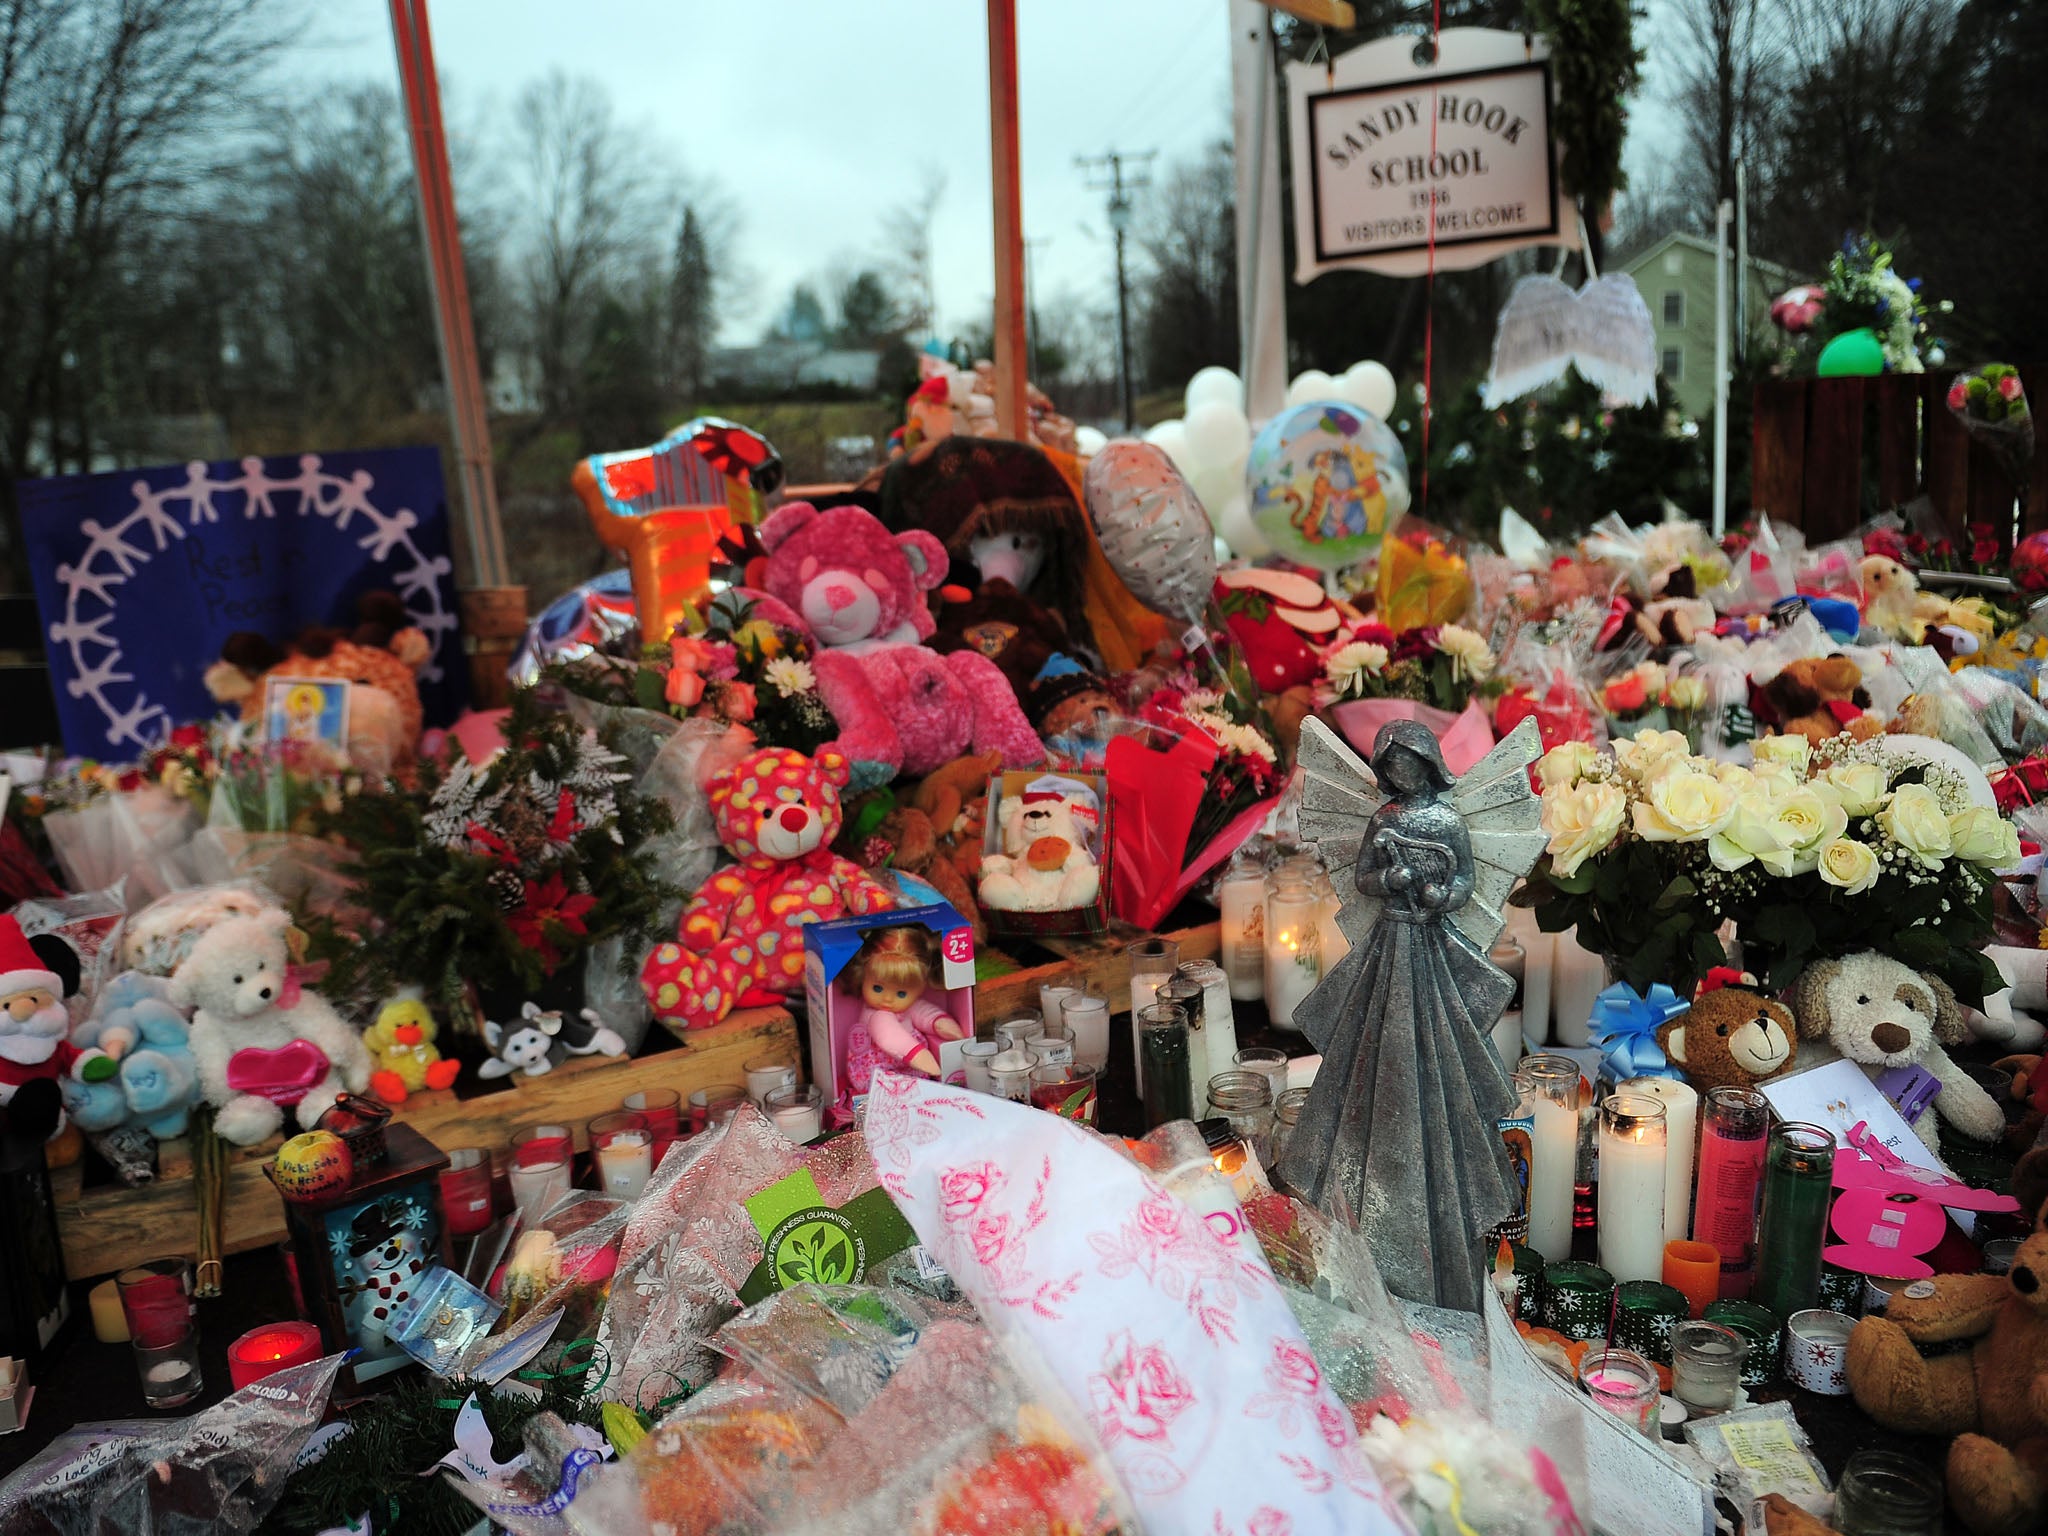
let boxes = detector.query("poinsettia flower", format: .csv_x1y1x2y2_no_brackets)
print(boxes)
508,872,597,971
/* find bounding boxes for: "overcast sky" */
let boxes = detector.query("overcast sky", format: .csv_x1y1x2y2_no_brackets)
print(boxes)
300,2,1690,346
303,0,1234,344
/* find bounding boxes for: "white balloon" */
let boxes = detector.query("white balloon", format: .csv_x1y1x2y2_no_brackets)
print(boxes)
1339,360,1398,420
1144,417,1191,471
1183,365,1246,416
1073,424,1109,456
1182,402,1252,471
1215,492,1271,559
1285,369,1336,408
1187,459,1244,523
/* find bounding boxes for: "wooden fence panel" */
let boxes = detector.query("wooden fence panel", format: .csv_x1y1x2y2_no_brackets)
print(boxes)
1800,380,1866,543
1921,371,1973,543
2022,364,2048,537
1872,376,1921,509
1750,380,1807,527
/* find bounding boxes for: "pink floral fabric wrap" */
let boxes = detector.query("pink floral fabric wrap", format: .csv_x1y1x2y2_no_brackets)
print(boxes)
863,1073,1410,1536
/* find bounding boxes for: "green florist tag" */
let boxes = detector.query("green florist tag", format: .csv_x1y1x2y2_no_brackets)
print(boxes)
737,1168,917,1303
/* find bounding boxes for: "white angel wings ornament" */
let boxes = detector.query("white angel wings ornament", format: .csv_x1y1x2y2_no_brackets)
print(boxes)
1277,714,1547,1311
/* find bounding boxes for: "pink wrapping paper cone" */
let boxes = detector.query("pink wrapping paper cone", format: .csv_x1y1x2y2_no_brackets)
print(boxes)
1328,698,1496,775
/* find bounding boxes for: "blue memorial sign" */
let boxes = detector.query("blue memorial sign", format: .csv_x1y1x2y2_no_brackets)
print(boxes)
17,447,465,758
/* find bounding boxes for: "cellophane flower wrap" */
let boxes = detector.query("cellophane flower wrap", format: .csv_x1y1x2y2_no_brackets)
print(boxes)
1947,363,2034,490
1375,516,1473,633
1524,729,2012,1001
862,1073,1409,1536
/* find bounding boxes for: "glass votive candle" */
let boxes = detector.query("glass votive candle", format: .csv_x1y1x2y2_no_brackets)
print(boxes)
117,1259,194,1350
439,1147,495,1238
764,1082,824,1143
512,1122,572,1168
988,1048,1037,1102
1235,1046,1289,1103
1663,1238,1722,1319
689,1083,748,1132
743,1056,799,1108
1703,1299,1781,1387
1670,1320,1747,1412
589,1111,653,1199
227,1319,322,1390
1062,990,1111,1072
1833,1449,1943,1536
1038,970,1084,1032
1128,936,1181,1089
1578,1346,1660,1438
624,1087,682,1137
1271,1086,1310,1171
960,1038,1002,1093
1206,1070,1275,1159
133,1335,204,1409
1027,1024,1075,1069
1030,1062,1099,1124
509,1152,571,1226
990,1011,1042,1053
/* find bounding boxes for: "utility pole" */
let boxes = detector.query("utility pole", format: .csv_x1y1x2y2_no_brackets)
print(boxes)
1077,149,1154,430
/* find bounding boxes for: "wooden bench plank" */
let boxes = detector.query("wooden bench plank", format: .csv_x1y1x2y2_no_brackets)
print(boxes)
56,1005,797,1280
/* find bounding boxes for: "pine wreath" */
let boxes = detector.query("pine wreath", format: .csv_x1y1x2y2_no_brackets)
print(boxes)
257,1372,599,1536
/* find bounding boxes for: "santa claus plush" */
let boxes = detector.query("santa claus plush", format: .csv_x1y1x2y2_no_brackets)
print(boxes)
0,915,107,1106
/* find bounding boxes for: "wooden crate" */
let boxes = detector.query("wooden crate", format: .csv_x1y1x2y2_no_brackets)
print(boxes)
51,1004,797,1281
973,920,1220,1018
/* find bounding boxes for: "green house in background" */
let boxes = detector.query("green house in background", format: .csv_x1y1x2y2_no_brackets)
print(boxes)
1619,232,1793,420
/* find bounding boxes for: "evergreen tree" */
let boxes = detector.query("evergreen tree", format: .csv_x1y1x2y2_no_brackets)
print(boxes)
667,204,713,399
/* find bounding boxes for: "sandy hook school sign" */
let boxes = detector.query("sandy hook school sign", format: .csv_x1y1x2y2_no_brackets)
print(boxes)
1287,28,1577,280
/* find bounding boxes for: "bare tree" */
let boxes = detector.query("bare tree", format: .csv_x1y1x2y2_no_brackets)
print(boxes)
880,166,945,336
510,71,670,423
1133,142,1237,391
0,0,290,581
1666,0,1785,217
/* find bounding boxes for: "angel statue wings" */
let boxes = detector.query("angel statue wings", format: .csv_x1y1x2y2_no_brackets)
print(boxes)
1277,714,1547,1312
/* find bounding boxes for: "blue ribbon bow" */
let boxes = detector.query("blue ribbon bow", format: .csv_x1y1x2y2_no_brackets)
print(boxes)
1590,981,1689,1083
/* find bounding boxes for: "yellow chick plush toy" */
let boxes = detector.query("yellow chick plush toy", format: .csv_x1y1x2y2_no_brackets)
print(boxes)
364,991,460,1102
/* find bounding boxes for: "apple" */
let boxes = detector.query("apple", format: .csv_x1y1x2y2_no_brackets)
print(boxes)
273,1130,353,1200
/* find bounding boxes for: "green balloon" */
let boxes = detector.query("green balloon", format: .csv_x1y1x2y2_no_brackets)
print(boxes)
1817,328,1885,377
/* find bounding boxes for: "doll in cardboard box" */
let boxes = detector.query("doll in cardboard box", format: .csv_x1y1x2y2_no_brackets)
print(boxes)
840,927,965,1091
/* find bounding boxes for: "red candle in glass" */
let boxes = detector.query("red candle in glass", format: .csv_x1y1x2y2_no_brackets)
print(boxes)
116,1262,193,1350
1693,1086,1770,1300
624,1089,682,1141
512,1123,572,1169
227,1320,323,1389
439,1147,495,1238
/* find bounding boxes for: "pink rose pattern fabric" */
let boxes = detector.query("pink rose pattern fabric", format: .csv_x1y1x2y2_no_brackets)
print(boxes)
863,1073,1409,1536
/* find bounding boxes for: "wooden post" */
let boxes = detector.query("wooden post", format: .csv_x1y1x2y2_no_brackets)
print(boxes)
987,0,1028,441
389,0,524,702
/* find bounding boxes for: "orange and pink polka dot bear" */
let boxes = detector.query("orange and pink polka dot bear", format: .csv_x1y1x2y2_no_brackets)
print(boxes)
640,745,894,1031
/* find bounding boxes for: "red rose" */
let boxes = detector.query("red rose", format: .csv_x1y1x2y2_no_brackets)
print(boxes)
1906,532,1928,556
170,723,205,748
1973,538,1999,565
1948,380,1969,411
1603,674,1648,714
1999,374,2023,401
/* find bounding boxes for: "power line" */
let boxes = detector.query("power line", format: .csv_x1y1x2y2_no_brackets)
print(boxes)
1076,149,1155,430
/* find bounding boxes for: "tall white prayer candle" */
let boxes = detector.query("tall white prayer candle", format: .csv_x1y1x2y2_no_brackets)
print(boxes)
1552,928,1607,1048
1598,1093,1670,1283
1217,859,1267,1002
1523,1055,1580,1263
1623,1075,1699,1247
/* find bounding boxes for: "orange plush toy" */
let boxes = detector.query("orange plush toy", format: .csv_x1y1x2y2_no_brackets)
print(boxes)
1845,1148,2048,1536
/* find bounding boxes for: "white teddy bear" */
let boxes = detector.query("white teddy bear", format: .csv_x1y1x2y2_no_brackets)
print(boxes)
1789,950,2006,1154
172,909,372,1146
978,789,1101,912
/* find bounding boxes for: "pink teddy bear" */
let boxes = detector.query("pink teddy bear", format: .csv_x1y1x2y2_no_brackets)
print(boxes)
754,502,1043,789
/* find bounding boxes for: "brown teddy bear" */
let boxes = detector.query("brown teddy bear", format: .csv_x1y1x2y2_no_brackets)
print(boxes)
1845,1146,2048,1536
1756,655,1881,748
1654,980,1797,1094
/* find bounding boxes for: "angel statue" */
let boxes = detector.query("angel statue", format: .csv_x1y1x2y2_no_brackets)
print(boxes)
1278,715,1547,1312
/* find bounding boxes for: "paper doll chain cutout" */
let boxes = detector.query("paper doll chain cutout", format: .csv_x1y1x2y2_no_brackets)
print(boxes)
48,454,456,751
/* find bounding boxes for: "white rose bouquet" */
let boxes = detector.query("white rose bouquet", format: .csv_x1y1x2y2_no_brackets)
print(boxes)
1522,729,2013,1001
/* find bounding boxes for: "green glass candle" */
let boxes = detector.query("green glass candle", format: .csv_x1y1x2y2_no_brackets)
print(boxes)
1751,1122,1836,1321
1613,1279,1690,1365
1704,1299,1782,1386
1138,1003,1192,1129
1540,1259,1614,1341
